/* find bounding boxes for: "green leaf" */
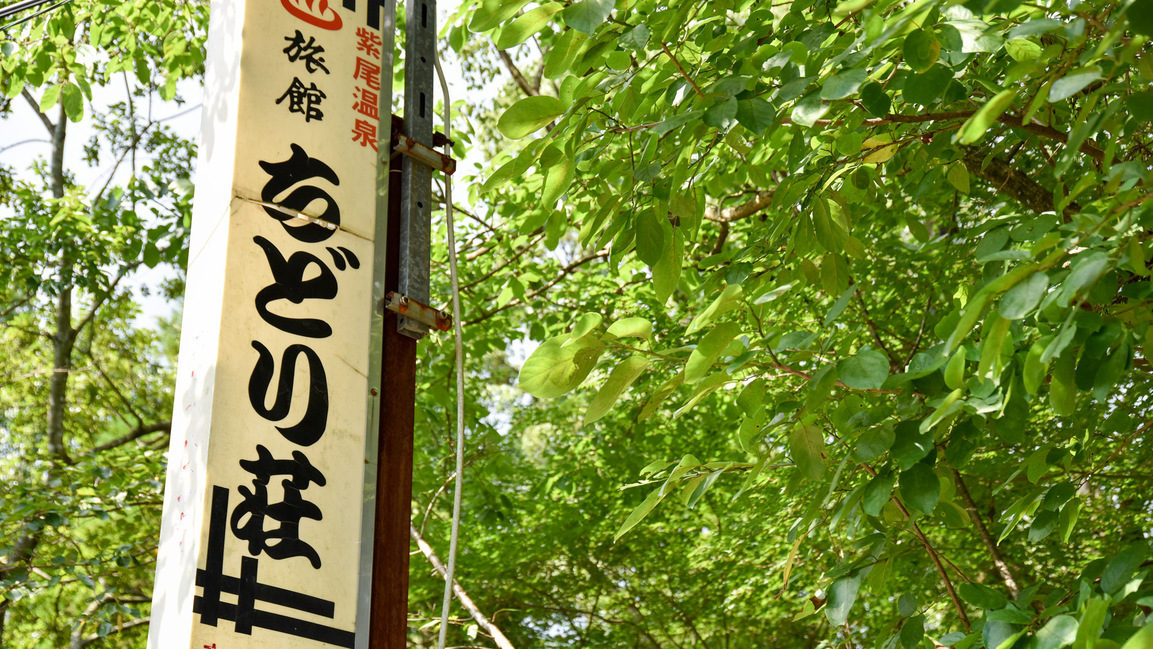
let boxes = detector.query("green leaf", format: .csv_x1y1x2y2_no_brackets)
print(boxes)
790,422,826,481
1102,542,1149,596
999,272,1049,320
653,227,683,303
791,93,828,127
901,615,926,649
1057,251,1109,306
61,83,83,122
565,315,599,341
685,322,742,384
39,84,62,113
1075,597,1109,649
563,0,614,34
985,620,1025,649
958,89,1017,144
618,24,650,50
585,355,650,424
1119,623,1153,649
687,284,744,335
903,29,940,72
735,98,776,134
143,241,161,268
959,582,1009,609
652,109,704,136
902,65,952,106
614,486,664,541
519,334,604,398
977,315,1011,380
860,82,891,116
541,153,575,206
470,0,531,32
838,350,889,390
543,29,588,79
1032,615,1078,649
1049,70,1101,103
862,471,895,516
1128,0,1153,35
944,350,966,390
498,96,568,139
946,162,970,193
494,3,563,49
1005,38,1042,62
820,69,867,100
825,572,862,626
606,317,652,340
703,96,738,130
855,427,895,462
899,464,940,514
634,208,665,266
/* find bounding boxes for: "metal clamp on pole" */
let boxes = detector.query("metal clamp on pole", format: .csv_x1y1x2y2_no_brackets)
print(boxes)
394,134,456,176
381,291,452,332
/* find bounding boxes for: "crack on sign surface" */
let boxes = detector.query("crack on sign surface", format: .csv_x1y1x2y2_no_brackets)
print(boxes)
234,193,372,242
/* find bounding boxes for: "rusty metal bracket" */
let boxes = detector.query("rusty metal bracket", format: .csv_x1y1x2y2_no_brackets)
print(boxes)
380,291,451,332
393,134,456,176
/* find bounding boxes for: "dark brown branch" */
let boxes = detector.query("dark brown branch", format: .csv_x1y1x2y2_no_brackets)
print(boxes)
780,109,1105,162
660,43,704,99
962,147,1078,217
951,468,1022,598
496,49,539,97
858,462,971,632
854,290,895,364
84,421,171,456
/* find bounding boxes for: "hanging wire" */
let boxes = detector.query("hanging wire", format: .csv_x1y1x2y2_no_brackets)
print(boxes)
432,49,466,649
0,0,76,32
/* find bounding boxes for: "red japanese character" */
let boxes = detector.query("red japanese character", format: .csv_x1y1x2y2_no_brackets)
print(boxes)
352,57,381,91
353,86,379,120
356,27,382,59
351,119,378,151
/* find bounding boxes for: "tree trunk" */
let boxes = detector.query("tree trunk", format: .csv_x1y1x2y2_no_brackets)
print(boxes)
0,98,72,648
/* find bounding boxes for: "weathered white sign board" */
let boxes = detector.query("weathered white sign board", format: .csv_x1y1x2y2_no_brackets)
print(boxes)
148,0,389,646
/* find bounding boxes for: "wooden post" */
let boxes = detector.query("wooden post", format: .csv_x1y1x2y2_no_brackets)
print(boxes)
368,117,417,649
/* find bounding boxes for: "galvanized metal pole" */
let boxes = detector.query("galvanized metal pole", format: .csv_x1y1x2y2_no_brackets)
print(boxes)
397,0,437,339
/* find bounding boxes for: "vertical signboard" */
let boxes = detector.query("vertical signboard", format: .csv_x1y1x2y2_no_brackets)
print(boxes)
148,0,389,646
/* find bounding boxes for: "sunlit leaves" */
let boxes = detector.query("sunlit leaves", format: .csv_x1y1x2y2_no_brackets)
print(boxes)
498,96,567,139
838,350,889,390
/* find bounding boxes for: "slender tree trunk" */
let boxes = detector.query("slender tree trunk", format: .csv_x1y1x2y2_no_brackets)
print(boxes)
46,101,73,463
0,99,72,647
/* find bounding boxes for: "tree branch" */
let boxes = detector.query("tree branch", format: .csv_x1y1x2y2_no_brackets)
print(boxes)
75,616,150,648
496,49,539,97
21,87,55,136
950,467,1034,608
660,43,704,99
74,261,141,337
962,147,1078,217
83,421,171,457
411,525,517,649
465,250,607,325
704,190,774,223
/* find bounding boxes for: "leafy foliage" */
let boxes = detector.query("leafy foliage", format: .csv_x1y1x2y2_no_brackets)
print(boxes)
0,0,205,645
408,0,1153,647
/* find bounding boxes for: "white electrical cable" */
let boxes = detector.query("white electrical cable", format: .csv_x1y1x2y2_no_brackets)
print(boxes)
433,51,466,649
